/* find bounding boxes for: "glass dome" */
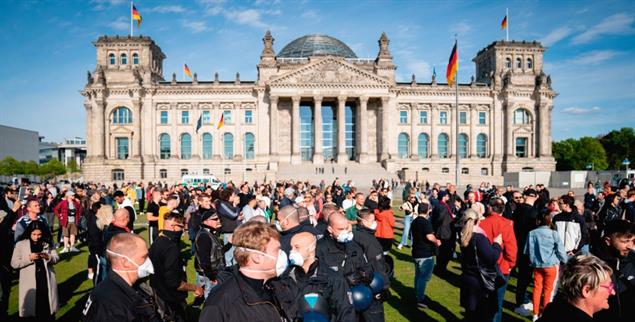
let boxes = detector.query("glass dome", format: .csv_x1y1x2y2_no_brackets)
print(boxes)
277,34,357,58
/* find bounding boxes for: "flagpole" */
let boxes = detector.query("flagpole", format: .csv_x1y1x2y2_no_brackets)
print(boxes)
455,36,460,189
130,1,133,37
506,8,509,41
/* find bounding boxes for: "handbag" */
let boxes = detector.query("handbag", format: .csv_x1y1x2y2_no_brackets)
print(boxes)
473,242,506,291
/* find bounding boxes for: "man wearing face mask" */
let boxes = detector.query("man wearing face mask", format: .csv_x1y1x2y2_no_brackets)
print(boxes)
284,232,356,321
149,212,203,321
277,205,320,254
82,233,161,321
316,212,383,322
194,209,231,299
354,209,389,314
200,221,297,321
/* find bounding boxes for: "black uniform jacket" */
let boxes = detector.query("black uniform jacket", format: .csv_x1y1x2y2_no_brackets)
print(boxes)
353,227,390,290
315,234,373,287
81,272,161,322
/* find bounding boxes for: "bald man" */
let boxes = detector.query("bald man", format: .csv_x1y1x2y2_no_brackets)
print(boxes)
277,205,320,254
285,232,355,321
316,213,382,321
103,208,131,253
82,233,160,321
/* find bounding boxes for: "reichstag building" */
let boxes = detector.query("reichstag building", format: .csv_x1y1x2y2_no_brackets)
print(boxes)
81,32,556,183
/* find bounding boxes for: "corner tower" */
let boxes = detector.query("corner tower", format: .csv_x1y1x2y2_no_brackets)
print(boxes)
93,35,166,84
473,40,544,87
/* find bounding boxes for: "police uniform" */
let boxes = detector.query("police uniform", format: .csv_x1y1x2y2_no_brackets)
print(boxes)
81,272,161,322
316,234,384,322
286,260,356,322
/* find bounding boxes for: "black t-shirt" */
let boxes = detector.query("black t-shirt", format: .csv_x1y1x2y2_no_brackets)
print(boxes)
411,216,436,258
146,201,160,227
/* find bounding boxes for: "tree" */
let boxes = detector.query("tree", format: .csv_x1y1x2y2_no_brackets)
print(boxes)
553,139,577,170
599,127,635,169
22,160,40,175
553,137,608,170
38,159,66,177
67,159,80,173
0,157,24,175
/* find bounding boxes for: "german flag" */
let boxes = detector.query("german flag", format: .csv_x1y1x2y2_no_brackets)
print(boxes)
446,41,458,87
501,15,508,30
132,5,142,27
217,113,225,129
184,64,193,78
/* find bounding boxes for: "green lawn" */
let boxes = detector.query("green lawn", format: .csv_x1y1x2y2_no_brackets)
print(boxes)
7,206,532,322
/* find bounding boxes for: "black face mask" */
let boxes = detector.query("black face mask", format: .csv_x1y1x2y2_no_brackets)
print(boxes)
163,230,183,242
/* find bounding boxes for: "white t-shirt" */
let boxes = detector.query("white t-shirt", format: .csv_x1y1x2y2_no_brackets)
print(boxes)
342,199,354,210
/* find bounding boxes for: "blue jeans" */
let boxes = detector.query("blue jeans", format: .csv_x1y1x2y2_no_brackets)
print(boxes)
223,234,236,266
196,275,216,299
414,256,435,302
400,215,413,246
580,244,590,255
493,274,510,322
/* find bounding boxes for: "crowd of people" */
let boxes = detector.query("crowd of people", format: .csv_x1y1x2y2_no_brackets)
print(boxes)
0,177,632,322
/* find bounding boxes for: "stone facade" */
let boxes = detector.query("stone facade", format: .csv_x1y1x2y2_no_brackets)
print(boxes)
81,32,556,184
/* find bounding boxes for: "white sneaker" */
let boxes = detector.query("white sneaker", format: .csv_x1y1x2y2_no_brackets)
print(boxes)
88,272,94,280
70,247,80,253
522,302,534,311
397,244,403,250
60,247,69,254
514,306,533,317
532,315,539,322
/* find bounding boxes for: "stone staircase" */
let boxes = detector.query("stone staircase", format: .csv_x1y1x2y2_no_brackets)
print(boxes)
276,162,397,189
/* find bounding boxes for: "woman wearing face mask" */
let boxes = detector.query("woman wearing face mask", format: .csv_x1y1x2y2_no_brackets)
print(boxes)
200,221,297,321
11,220,59,321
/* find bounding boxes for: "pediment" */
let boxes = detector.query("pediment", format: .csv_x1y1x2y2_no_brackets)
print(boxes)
269,57,391,86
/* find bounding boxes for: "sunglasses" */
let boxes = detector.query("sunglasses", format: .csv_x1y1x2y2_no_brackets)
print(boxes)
599,281,614,293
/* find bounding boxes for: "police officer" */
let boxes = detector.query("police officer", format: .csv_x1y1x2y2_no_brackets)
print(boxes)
81,233,161,321
286,232,356,321
355,209,390,298
316,212,383,322
194,208,230,299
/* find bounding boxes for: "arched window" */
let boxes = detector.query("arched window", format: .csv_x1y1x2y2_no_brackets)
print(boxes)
159,133,170,159
112,107,132,124
438,133,449,158
109,53,116,65
417,133,429,158
180,133,191,160
527,58,533,69
120,53,127,65
244,132,255,160
516,57,522,69
132,53,139,65
458,133,468,158
505,57,512,68
397,133,409,159
223,133,234,159
513,108,530,124
476,134,488,158
201,133,213,159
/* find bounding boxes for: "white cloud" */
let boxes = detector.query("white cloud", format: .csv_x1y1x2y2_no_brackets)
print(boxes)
571,50,620,65
224,9,268,29
148,5,187,14
541,26,573,46
301,10,319,20
92,0,125,11
449,22,471,35
572,13,635,44
405,59,432,80
182,20,209,33
108,16,129,31
562,107,601,114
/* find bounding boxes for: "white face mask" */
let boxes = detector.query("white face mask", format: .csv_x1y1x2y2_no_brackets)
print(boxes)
336,230,354,243
366,220,378,231
239,247,288,277
288,241,316,267
107,249,154,279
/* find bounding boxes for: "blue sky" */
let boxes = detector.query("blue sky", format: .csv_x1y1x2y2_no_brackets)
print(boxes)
0,0,633,142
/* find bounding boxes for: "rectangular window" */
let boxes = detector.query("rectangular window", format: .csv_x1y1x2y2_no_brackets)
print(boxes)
479,112,486,125
244,110,253,124
202,111,211,124
159,169,167,179
203,168,210,175
112,169,125,181
115,137,129,160
180,169,188,176
481,168,489,175
399,111,408,124
459,111,467,124
160,111,168,124
419,111,428,124
439,111,447,124
515,137,528,157
181,111,189,124
223,110,232,124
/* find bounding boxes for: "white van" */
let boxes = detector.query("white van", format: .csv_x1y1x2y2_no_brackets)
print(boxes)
181,174,223,189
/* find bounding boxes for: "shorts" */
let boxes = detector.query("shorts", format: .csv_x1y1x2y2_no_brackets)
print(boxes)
63,222,78,237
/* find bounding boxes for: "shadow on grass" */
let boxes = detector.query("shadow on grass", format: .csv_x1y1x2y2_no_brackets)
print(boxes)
389,274,461,322
59,293,90,322
59,271,88,304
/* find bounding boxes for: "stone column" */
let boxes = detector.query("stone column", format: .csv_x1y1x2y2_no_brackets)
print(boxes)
505,103,514,157
358,96,369,163
170,102,178,159
291,96,301,164
337,95,348,163
212,102,222,160
469,104,477,158
94,100,106,159
313,96,323,164
132,100,142,158
191,102,200,160
410,103,418,159
430,103,437,158
84,102,93,158
379,97,390,161
269,96,279,158
538,103,549,157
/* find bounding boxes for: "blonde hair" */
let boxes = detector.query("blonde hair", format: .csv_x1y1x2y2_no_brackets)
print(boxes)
233,221,280,267
559,255,612,303
96,205,114,231
460,208,482,247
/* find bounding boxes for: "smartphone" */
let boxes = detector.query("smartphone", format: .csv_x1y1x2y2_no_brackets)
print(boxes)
18,186,26,202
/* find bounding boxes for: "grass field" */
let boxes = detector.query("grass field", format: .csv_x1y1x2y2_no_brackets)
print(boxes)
7,206,532,322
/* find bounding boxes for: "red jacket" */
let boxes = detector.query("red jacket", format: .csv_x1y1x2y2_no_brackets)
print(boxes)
479,213,517,274
374,209,396,239
54,199,82,227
